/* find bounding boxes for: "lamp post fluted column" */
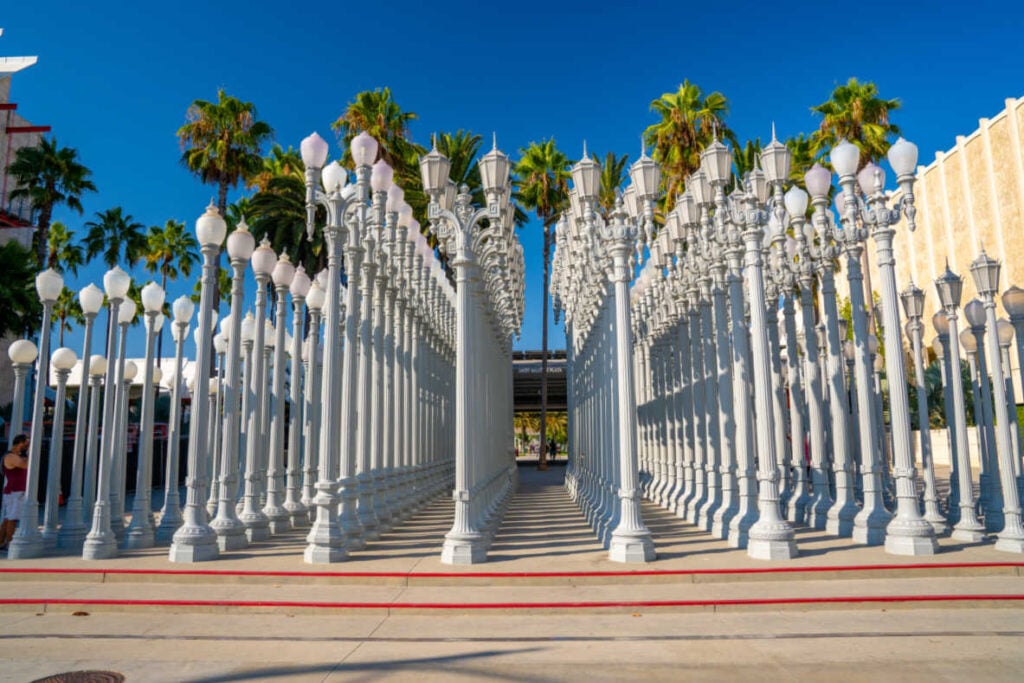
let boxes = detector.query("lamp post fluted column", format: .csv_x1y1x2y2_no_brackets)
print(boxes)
935,265,987,541
60,284,103,549
604,206,655,563
285,266,311,527
264,253,295,534
41,348,77,548
855,158,936,555
211,224,254,550
169,203,226,563
9,269,61,559
971,251,1024,552
901,283,948,535
124,286,165,550
82,265,130,560
156,299,193,544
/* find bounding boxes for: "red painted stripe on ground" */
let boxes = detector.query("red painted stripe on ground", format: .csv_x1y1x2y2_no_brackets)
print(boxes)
0,594,1022,610
0,561,1021,580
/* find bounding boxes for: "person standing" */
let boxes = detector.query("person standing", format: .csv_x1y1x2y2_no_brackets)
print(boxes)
1,434,29,549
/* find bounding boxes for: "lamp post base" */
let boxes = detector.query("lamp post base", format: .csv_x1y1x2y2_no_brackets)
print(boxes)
852,507,891,546
951,525,987,543
608,530,656,563
168,524,220,563
81,534,118,561
747,534,798,561
122,526,155,550
7,533,45,560
211,518,249,551
441,532,488,565
994,535,1024,553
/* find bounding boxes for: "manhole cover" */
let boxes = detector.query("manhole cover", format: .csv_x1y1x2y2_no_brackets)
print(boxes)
31,672,125,683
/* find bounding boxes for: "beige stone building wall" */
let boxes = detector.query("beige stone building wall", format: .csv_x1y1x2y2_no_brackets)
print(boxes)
835,96,1024,350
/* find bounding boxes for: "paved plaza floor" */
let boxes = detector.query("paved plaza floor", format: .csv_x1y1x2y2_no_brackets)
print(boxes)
1,466,1022,681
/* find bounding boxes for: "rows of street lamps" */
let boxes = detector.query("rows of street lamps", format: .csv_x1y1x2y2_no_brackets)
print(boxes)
555,131,1024,561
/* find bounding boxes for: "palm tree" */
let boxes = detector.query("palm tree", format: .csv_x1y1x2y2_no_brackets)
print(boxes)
145,219,199,359
514,139,571,470
84,207,148,269
53,288,84,346
7,137,96,267
811,78,901,170
177,89,274,215
786,133,820,188
597,151,630,217
812,78,901,333
332,88,427,219
46,221,85,274
0,240,42,339
643,80,734,211
331,87,422,171
248,173,325,274
731,138,762,184
247,144,304,192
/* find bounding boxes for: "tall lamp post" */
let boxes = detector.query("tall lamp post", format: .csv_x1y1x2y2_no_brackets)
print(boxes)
210,218,254,550
935,265,987,541
40,346,78,548
264,252,295,534
970,250,1024,552
156,296,194,544
59,283,105,549
285,265,311,527
124,282,165,549
900,282,948,534
82,265,131,560
169,203,226,563
6,340,37,446
8,267,63,559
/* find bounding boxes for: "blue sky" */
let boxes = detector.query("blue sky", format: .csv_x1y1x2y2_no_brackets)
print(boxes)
4,0,1023,357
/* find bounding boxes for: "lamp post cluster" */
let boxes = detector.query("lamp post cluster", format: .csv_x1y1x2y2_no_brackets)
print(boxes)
418,136,524,564
299,131,457,563
555,126,1024,561
555,143,659,562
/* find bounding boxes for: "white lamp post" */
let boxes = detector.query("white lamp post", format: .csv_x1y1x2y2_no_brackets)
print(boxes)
209,218,254,550
109,297,136,542
6,340,37,446
935,265,987,541
81,354,106,525
264,251,295,534
240,237,275,541
965,298,999,524
9,268,63,559
970,250,1024,552
156,296,194,544
285,264,310,527
40,346,77,548
900,282,948,534
58,283,104,549
169,203,226,563
301,283,324,518
124,282,165,549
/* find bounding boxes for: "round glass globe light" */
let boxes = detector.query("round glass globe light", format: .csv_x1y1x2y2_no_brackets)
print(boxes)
251,238,277,277
79,283,105,315
964,299,986,327
103,266,131,300
371,160,394,193
290,266,311,299
932,310,950,335
118,299,137,325
306,282,325,311
43,353,72,383
350,131,379,167
300,131,329,169
9,339,38,364
321,161,348,193
141,281,165,313
172,295,195,323
195,203,227,247
123,361,138,382
89,354,107,376
227,222,256,261
272,254,296,287
35,268,64,302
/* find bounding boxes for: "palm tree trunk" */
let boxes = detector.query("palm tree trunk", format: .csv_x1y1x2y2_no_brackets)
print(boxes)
35,205,53,269
539,223,550,471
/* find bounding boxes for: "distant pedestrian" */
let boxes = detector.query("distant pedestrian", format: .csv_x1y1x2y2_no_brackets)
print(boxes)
1,434,29,549
548,439,557,461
